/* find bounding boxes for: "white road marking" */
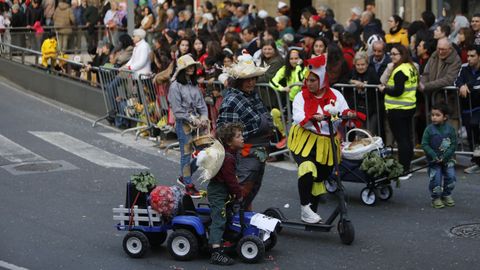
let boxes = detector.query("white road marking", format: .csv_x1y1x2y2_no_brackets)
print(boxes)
30,131,147,169
0,134,47,163
98,132,180,164
0,260,29,270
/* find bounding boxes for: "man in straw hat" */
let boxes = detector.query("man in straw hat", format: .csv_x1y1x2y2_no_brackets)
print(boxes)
217,54,273,210
168,54,209,199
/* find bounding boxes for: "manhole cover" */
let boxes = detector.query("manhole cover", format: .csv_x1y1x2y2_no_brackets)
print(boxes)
450,223,480,239
1,160,78,175
14,162,63,172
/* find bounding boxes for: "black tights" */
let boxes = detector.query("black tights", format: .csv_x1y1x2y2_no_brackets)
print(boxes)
298,173,322,212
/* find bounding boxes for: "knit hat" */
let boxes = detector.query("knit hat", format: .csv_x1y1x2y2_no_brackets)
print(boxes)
351,7,362,16
258,9,268,19
277,1,287,9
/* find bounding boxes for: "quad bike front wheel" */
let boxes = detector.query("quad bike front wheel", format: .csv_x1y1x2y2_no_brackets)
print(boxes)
237,235,265,263
167,229,199,261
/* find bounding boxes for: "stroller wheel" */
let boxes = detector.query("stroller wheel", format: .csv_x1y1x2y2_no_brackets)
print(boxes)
378,185,393,201
360,187,377,206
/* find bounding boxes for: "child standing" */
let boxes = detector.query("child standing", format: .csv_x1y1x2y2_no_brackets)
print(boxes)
208,123,244,265
421,103,457,208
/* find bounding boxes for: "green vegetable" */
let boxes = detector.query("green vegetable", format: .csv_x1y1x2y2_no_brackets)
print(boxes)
130,172,157,193
360,151,404,187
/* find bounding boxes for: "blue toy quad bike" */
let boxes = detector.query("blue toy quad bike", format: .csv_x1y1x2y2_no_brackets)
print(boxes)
113,195,280,263
167,195,280,263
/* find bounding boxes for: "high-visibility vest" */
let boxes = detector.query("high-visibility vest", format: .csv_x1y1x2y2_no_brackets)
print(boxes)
385,63,418,110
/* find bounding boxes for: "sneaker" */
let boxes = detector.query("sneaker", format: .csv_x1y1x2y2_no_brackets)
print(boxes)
431,198,445,209
398,173,412,181
301,203,322,223
275,136,287,149
176,176,186,188
185,184,202,199
210,248,234,265
442,195,455,207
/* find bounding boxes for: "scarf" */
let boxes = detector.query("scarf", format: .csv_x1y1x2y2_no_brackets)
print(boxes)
300,84,337,133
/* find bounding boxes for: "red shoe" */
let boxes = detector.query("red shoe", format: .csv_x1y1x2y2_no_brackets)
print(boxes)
275,137,287,149
186,184,202,199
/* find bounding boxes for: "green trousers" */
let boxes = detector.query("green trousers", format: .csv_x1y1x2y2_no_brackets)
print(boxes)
207,181,229,245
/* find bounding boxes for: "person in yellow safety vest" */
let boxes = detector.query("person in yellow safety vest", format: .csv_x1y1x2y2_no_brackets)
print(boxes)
41,32,57,67
378,44,419,181
269,48,308,149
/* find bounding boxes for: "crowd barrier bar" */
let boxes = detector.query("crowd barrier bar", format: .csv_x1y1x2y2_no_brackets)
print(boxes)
0,41,101,86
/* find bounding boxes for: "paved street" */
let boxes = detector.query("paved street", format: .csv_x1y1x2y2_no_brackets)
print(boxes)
0,79,479,270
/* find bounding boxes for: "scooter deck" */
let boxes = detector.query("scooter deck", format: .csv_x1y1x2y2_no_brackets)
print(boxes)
281,219,334,232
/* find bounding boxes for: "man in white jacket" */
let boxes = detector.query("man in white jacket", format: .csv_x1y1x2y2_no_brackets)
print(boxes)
122,28,151,79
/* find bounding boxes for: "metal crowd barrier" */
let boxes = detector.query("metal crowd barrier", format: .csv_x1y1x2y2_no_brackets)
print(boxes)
94,67,156,138
332,83,477,172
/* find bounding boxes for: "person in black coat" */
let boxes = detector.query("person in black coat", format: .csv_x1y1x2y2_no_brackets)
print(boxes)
349,51,385,138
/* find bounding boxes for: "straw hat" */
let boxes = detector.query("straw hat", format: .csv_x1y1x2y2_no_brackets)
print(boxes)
171,54,201,81
224,52,269,79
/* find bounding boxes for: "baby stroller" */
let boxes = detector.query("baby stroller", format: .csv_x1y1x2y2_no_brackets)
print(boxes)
326,129,398,206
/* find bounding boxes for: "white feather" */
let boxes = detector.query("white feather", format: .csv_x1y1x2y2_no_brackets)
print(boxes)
196,139,226,183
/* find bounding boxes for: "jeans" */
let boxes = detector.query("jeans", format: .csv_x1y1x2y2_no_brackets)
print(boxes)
428,162,456,199
175,119,194,184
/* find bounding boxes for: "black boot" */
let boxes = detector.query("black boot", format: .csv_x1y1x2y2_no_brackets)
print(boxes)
210,247,234,265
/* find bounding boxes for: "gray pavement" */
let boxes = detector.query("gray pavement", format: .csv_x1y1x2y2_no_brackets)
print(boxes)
0,78,479,270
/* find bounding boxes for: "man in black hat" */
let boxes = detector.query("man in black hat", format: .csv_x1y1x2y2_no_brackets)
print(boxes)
301,30,317,56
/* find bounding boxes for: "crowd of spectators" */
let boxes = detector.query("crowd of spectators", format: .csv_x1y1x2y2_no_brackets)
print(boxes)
1,0,480,153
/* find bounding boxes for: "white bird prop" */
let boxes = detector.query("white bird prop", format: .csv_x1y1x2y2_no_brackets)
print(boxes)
237,49,253,63
196,139,226,183
323,99,341,120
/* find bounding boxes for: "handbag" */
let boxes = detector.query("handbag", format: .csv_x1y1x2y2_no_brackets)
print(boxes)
341,128,384,160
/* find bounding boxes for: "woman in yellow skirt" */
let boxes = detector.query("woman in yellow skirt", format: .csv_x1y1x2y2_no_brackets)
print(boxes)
288,55,351,224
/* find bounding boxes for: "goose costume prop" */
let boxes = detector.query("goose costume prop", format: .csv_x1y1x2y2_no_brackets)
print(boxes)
196,139,225,183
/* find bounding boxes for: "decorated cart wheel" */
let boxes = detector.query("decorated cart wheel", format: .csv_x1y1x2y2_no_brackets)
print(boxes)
378,185,393,201
123,231,149,258
167,229,199,261
236,235,265,263
360,187,377,206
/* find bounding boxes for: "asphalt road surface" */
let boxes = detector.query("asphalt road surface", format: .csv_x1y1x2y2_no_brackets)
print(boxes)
0,79,479,270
